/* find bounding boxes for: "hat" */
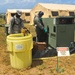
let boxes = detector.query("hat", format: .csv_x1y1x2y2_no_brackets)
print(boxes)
16,11,22,16
38,11,44,16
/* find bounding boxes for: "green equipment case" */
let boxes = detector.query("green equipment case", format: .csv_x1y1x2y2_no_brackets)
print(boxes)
43,16,75,48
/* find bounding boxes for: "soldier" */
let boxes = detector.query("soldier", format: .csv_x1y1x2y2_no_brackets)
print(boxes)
34,11,47,42
9,11,25,34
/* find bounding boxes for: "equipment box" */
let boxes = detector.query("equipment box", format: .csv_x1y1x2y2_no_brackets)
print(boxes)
33,42,46,50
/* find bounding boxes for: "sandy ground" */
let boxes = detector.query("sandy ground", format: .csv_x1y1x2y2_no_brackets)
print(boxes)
0,27,75,75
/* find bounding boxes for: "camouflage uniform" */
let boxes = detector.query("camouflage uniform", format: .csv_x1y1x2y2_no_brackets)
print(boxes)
34,15,47,42
9,16,24,34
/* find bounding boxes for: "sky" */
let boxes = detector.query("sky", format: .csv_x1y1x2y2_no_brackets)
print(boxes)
0,0,75,13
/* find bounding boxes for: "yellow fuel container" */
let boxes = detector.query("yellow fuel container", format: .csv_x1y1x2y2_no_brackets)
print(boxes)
7,33,33,69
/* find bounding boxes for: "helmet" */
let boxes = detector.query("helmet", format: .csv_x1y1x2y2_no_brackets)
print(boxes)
38,11,44,16
16,11,22,16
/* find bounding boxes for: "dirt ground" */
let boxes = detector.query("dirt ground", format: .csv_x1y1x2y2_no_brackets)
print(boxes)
0,27,75,75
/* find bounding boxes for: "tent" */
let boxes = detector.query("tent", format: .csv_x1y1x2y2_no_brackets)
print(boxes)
30,3,75,24
6,9,31,24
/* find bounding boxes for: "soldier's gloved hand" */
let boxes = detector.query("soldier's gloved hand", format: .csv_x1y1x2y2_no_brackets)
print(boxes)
44,28,47,33
23,27,26,29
